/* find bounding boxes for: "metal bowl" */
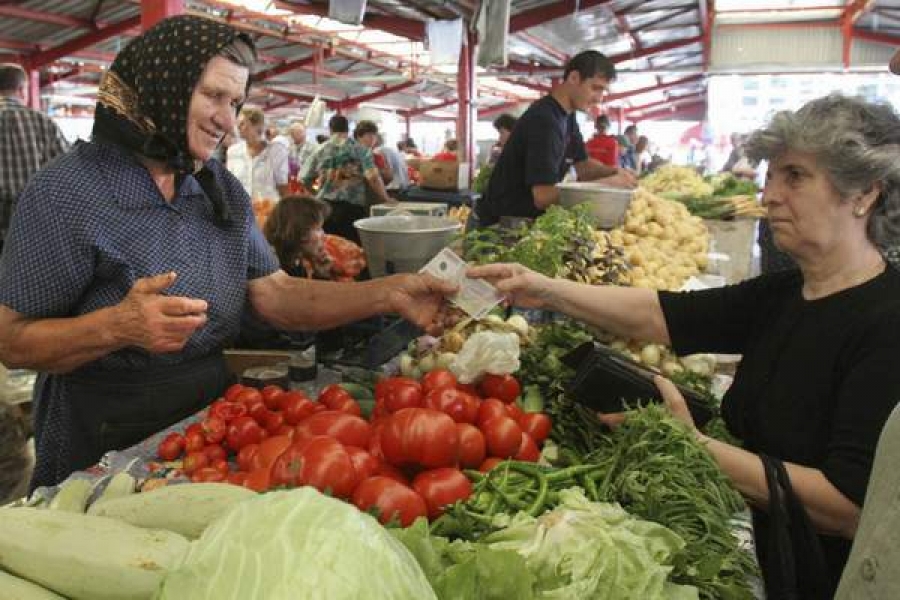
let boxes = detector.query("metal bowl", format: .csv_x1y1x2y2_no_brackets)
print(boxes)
354,215,461,277
556,182,634,229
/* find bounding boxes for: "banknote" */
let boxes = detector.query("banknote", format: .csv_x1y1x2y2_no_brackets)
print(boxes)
419,247,503,319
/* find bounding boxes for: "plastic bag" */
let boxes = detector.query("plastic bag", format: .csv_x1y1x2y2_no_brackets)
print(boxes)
450,331,520,384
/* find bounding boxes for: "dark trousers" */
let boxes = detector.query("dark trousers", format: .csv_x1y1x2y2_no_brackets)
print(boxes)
324,201,366,244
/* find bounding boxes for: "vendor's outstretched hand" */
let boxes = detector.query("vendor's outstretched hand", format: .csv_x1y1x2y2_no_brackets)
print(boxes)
604,169,638,189
467,263,551,309
388,273,458,335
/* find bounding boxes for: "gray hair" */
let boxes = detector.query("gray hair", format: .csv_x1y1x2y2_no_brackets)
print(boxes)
746,93,900,250
218,37,257,69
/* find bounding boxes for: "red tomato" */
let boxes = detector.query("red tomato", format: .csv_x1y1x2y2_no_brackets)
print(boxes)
224,383,245,403
368,422,386,461
372,399,391,422
261,410,285,434
457,383,480,397
227,471,248,486
208,400,247,423
156,433,184,461
383,383,423,414
245,398,269,424
244,468,271,492
236,443,259,472
421,369,457,394
380,408,459,469
477,398,509,427
203,444,227,463
375,377,421,401
455,423,486,469
185,423,204,438
250,435,292,472
274,424,295,439
184,430,206,454
201,417,227,445
226,416,265,452
424,388,480,424
235,387,264,407
210,458,231,476
376,462,410,485
352,476,428,527
519,413,552,445
280,392,317,425
191,467,226,483
260,385,285,410
330,396,362,417
346,446,380,482
505,402,524,423
270,436,358,498
293,411,371,449
514,433,541,462
478,457,504,473
412,468,473,519
318,384,353,408
481,416,523,459
182,450,208,475
479,374,521,404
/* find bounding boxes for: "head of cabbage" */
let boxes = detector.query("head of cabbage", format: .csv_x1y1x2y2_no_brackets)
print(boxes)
155,488,436,600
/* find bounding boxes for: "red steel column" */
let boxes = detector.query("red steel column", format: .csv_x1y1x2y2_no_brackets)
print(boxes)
456,29,476,184
27,69,40,111
142,0,184,31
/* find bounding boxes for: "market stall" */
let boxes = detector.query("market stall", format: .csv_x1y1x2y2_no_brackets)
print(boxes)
0,190,766,599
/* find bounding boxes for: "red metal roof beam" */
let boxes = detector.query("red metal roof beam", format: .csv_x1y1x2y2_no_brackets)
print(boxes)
504,36,703,73
630,6,696,35
841,0,875,68
605,73,704,102
253,49,334,82
272,0,426,41
479,101,524,118
0,6,96,29
510,0,614,33
24,15,141,70
627,91,706,114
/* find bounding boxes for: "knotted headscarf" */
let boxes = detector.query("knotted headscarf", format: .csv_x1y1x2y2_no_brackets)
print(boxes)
92,15,255,226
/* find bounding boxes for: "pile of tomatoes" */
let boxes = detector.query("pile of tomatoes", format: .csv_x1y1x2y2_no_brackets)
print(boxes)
155,369,552,528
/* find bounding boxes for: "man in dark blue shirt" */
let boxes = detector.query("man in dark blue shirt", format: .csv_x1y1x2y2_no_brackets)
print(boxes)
475,51,636,226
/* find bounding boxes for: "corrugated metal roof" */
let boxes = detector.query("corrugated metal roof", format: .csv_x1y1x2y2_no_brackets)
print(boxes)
1,1,897,122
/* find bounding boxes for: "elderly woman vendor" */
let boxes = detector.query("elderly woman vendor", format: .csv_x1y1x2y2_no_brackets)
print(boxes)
471,93,900,597
0,16,454,490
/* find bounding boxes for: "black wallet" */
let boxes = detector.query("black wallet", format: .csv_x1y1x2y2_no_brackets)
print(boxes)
562,342,715,427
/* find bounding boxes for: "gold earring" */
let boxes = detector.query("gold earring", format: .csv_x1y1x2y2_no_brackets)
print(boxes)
853,206,867,217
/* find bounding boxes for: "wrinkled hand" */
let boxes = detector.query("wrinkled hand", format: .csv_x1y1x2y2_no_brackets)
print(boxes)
654,374,697,431
466,263,551,309
116,272,208,353
387,273,458,335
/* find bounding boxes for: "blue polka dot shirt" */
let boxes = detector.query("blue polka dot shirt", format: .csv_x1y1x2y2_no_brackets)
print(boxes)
0,140,279,487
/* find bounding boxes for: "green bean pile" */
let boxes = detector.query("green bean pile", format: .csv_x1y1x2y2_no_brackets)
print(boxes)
436,404,757,600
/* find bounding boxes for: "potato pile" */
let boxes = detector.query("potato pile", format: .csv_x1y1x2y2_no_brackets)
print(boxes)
640,164,714,198
608,188,710,290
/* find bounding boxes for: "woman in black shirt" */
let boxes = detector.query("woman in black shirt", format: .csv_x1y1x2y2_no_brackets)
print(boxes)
470,93,900,597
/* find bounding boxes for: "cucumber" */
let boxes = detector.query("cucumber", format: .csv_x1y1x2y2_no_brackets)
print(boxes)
49,479,92,513
88,482,254,539
0,570,66,600
0,507,189,600
339,382,374,401
90,472,135,508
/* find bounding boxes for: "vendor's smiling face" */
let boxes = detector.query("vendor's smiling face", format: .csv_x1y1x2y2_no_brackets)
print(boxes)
763,150,854,259
187,56,249,162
